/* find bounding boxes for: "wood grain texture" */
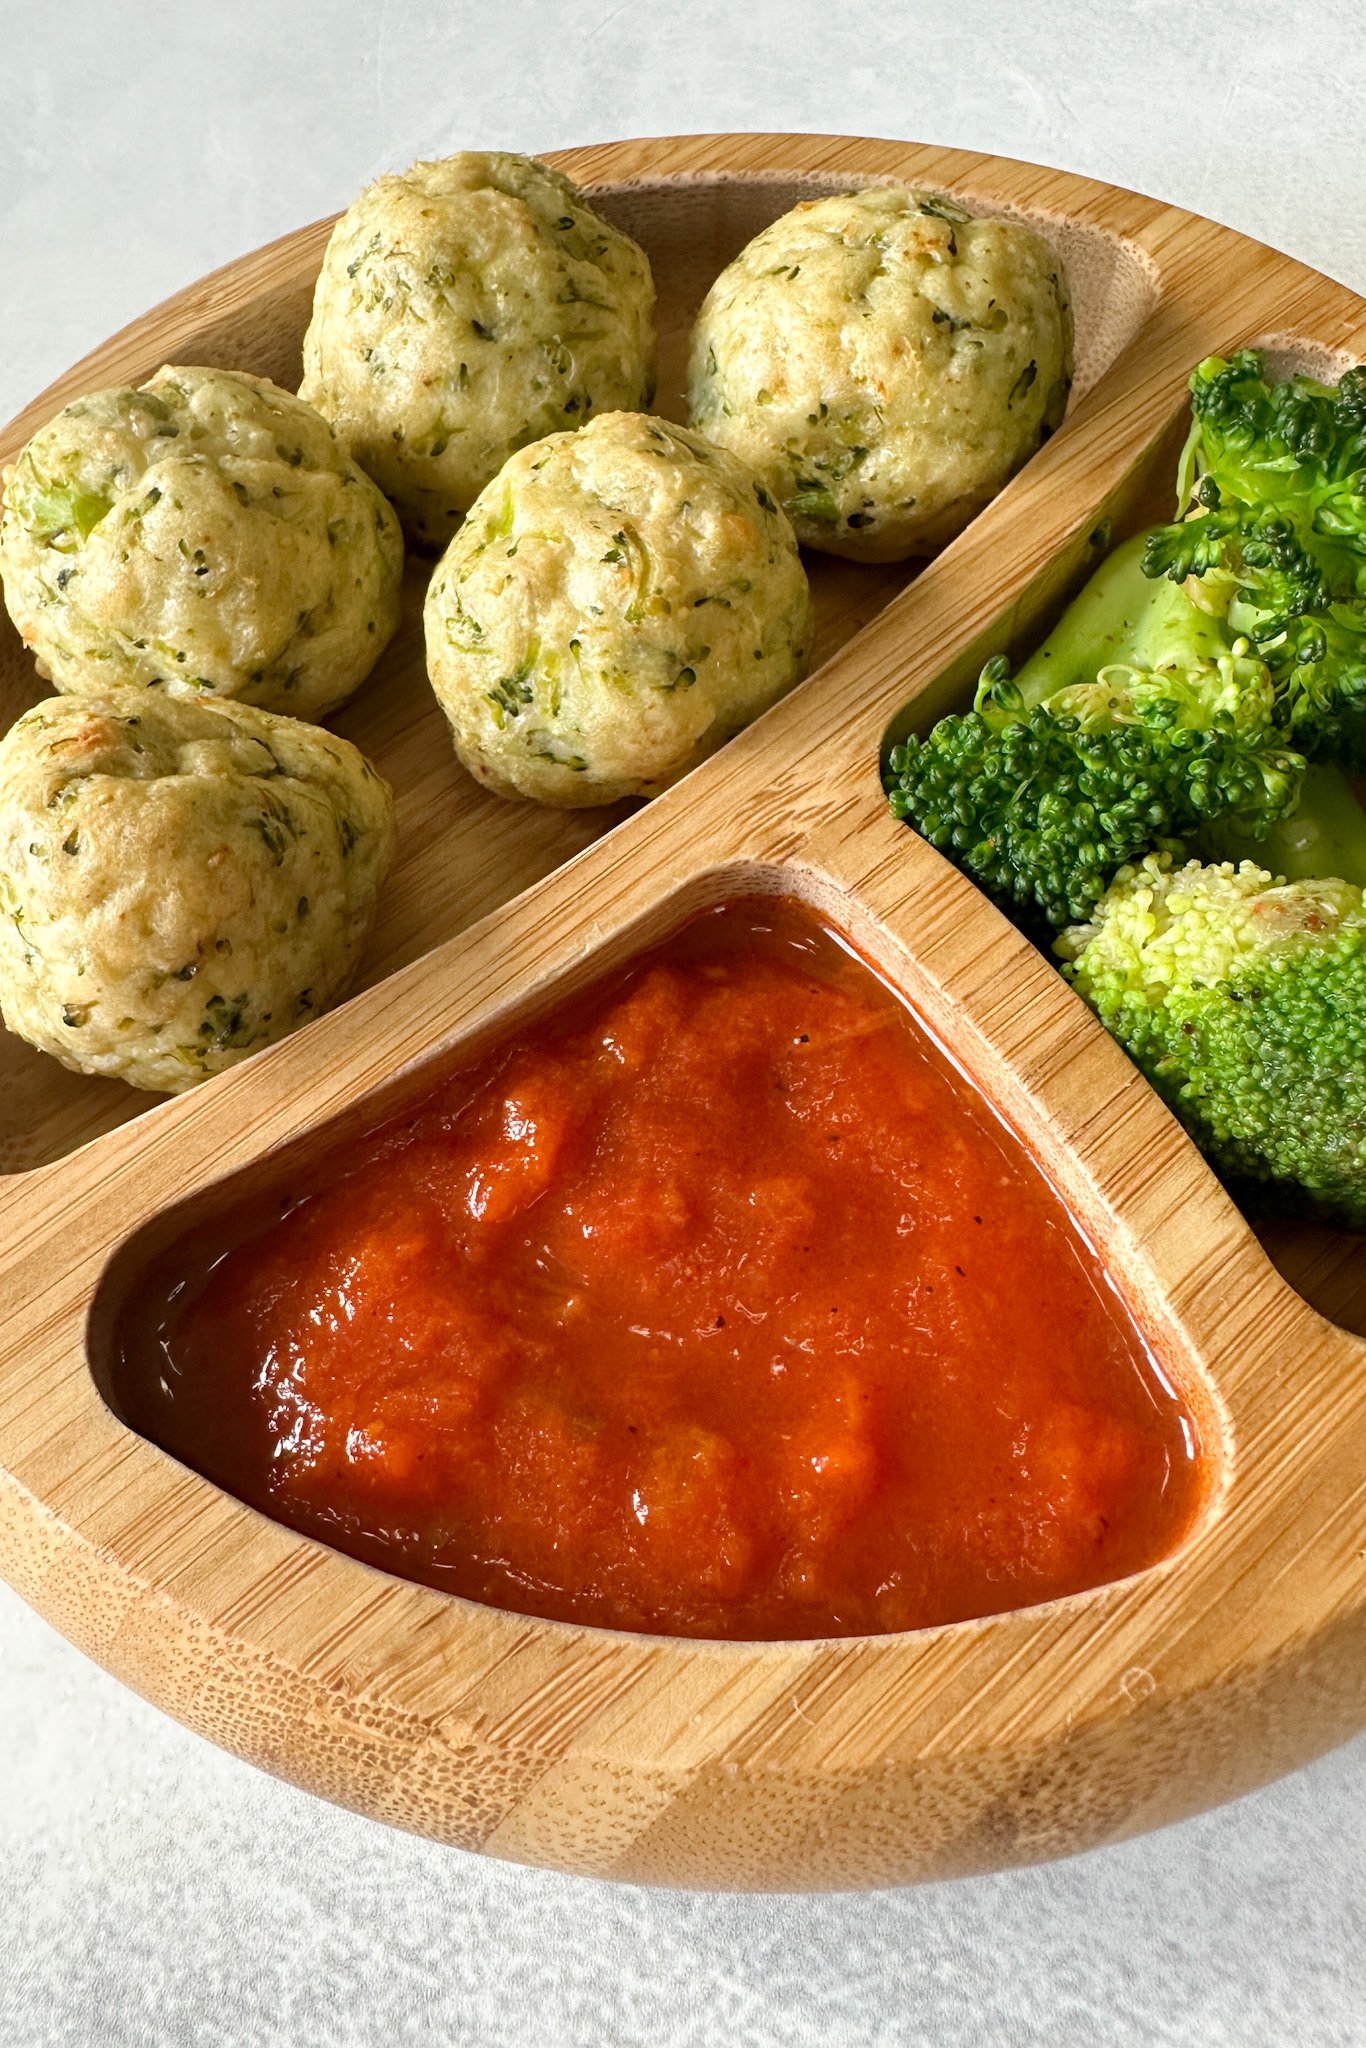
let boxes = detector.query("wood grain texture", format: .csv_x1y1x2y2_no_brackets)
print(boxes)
1,134,1364,1889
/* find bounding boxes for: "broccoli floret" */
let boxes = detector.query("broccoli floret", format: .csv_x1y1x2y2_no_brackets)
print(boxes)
1058,853,1366,1225
886,532,1304,927
1198,760,1366,886
1143,350,1366,752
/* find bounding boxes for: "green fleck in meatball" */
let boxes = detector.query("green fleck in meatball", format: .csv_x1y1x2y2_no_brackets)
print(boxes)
0,365,404,719
424,412,812,806
688,186,1072,562
300,151,656,547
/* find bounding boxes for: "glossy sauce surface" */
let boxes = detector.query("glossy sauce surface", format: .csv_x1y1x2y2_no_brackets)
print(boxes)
115,898,1205,1639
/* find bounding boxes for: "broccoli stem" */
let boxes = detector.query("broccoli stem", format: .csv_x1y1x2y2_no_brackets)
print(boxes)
989,530,1252,715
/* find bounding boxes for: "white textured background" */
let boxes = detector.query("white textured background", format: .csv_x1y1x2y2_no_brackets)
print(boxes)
2,2,1364,2043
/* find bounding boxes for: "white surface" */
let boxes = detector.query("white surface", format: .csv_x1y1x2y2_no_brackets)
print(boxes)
1,2,1364,2042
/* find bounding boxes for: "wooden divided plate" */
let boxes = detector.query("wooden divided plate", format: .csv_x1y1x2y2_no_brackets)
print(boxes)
2,134,1364,1890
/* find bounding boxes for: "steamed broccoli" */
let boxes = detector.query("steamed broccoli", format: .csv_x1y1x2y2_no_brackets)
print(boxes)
1143,350,1366,755
885,532,1304,926
1058,854,1366,1226
885,349,1366,1225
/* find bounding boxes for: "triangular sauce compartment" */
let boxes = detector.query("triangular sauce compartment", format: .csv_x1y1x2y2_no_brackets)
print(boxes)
0,163,1158,1173
93,884,1213,1642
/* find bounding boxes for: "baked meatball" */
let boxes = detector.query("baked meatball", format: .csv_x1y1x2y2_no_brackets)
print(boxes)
300,152,656,547
0,690,395,1092
688,187,1072,561
424,412,812,806
0,366,404,719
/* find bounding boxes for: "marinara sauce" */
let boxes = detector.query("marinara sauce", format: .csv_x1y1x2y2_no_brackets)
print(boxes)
117,898,1205,1640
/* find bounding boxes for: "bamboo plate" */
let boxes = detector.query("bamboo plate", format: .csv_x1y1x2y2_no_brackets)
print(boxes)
3,133,1365,1892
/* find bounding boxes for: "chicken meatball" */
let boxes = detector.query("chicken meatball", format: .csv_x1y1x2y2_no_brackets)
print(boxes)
423,412,812,806
300,151,656,546
0,690,395,1091
0,365,404,719
688,186,1072,561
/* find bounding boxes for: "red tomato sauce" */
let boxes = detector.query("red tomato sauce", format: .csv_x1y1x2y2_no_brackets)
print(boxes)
114,898,1205,1640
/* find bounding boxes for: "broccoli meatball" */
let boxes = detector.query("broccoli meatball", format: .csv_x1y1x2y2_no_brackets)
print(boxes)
300,151,656,547
0,690,395,1092
424,412,812,806
0,366,404,720
688,186,1072,562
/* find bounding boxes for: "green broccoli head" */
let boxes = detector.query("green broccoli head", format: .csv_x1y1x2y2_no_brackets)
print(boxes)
886,533,1304,927
1058,853,1366,1226
1143,350,1366,752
